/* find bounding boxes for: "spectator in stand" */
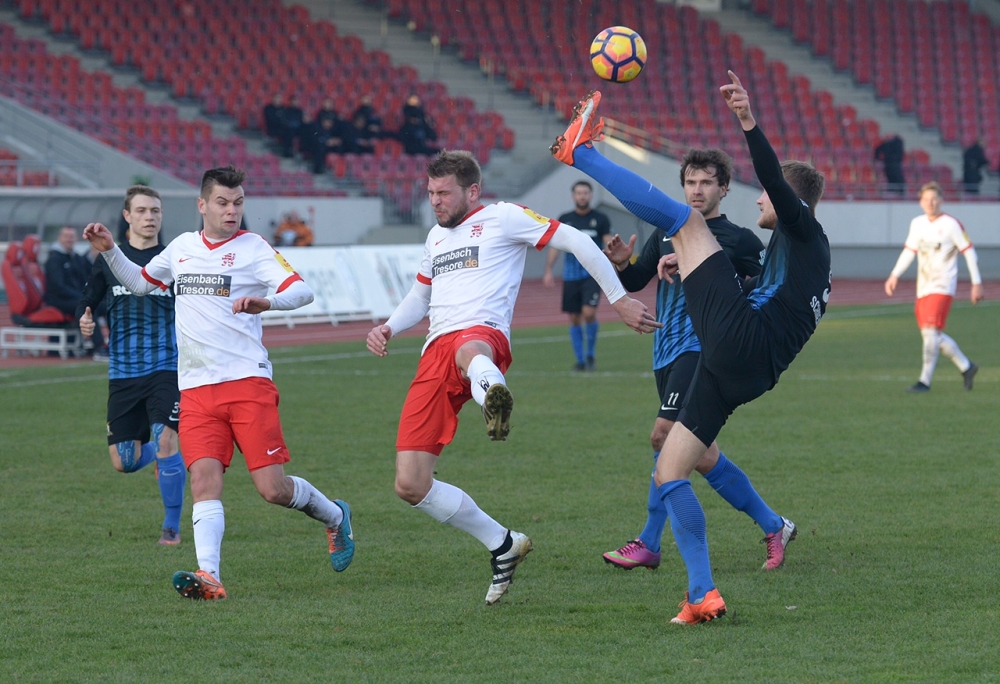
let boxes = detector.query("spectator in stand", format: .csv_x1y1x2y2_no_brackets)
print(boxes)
44,226,90,318
308,117,346,174
273,211,314,247
263,94,285,143
874,134,906,194
962,138,990,195
397,94,439,155
343,113,376,155
315,98,341,128
279,96,305,158
352,95,384,140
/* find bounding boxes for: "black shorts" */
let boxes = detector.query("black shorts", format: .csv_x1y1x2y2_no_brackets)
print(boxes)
106,370,180,445
676,251,776,446
561,277,601,314
654,352,699,420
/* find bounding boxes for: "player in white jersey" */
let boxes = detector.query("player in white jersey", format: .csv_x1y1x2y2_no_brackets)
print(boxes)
366,151,658,604
83,166,355,600
885,181,983,392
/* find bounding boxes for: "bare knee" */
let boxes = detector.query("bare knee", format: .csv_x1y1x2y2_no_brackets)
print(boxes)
650,418,674,453
108,446,126,473
395,477,429,505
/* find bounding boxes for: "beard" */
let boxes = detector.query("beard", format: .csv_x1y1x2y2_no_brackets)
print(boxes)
437,199,470,228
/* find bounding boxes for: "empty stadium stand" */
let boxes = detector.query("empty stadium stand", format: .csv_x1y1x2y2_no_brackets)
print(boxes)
4,0,515,214
376,0,968,199
752,0,1000,184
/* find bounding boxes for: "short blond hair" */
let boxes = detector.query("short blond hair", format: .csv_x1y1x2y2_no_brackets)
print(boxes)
919,181,942,199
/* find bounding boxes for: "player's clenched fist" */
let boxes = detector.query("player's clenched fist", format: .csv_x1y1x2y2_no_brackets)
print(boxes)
367,324,393,357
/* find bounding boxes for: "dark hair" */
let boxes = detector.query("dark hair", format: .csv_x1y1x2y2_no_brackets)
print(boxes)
427,150,481,189
679,148,733,189
200,165,247,199
781,160,825,213
572,180,592,192
123,184,161,211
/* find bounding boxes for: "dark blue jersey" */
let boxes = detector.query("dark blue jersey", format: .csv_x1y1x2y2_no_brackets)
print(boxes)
743,125,832,380
556,208,611,280
78,243,178,380
619,215,764,369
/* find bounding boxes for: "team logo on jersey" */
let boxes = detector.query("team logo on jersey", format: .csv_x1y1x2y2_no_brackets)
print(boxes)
432,246,479,277
523,208,549,224
274,252,295,273
470,224,483,238
176,274,232,297
222,252,236,268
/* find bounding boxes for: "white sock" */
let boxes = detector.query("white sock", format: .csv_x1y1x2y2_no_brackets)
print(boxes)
919,328,941,386
415,479,507,550
467,354,505,406
287,475,343,528
938,333,970,372
192,500,225,581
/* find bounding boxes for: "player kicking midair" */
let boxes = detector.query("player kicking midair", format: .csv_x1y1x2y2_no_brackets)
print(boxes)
366,150,658,604
600,149,796,573
84,166,354,600
551,73,830,624
77,185,186,546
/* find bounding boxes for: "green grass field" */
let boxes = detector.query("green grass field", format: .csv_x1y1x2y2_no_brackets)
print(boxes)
2,301,998,683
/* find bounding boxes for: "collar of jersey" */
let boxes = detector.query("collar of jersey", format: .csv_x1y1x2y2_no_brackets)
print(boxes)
200,229,248,250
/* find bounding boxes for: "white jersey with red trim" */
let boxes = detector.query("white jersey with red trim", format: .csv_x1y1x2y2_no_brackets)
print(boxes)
419,201,558,348
903,213,973,298
141,230,303,390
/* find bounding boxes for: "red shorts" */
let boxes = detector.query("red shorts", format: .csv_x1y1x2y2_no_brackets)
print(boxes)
396,326,512,455
179,376,290,472
915,294,953,330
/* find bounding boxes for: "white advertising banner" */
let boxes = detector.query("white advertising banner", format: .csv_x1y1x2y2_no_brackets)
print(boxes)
260,245,424,325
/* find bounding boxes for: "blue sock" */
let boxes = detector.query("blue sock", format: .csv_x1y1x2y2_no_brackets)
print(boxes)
703,452,782,535
156,452,186,532
118,441,156,473
574,145,692,237
569,324,585,364
658,479,714,602
637,452,667,553
585,321,599,360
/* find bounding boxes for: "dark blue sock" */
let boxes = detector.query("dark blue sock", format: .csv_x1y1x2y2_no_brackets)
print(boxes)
585,321,599,359
569,324,584,364
658,479,714,602
574,145,692,237
703,452,782,535
156,452,186,532
637,452,667,553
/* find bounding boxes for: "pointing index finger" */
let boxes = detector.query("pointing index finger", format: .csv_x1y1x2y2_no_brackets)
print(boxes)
728,70,742,87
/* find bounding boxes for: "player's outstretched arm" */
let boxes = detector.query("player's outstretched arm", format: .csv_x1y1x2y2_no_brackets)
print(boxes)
85,223,157,296
367,324,393,357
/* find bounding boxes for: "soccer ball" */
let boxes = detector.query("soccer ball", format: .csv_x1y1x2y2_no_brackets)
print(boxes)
590,26,646,83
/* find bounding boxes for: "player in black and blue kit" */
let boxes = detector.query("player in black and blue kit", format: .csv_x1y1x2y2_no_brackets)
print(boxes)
599,149,794,576
551,73,830,623
77,185,186,546
543,181,612,370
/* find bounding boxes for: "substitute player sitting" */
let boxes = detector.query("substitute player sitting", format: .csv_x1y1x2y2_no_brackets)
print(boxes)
83,166,354,600
366,150,657,605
